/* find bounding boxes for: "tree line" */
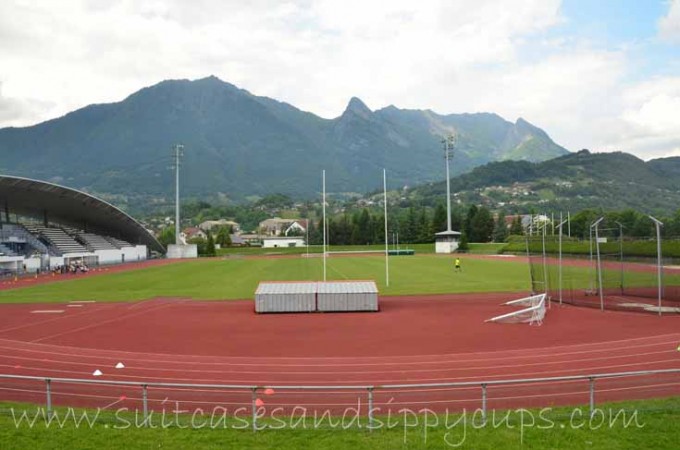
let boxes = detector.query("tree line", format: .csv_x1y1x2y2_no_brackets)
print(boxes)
304,204,502,246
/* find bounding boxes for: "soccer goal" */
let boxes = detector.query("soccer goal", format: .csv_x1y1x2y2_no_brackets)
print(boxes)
485,293,546,326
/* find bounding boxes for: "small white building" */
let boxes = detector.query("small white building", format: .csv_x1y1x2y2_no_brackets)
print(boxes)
435,230,461,254
262,236,305,248
259,218,307,236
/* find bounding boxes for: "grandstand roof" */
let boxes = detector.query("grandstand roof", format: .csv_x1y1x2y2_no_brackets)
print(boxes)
0,175,163,253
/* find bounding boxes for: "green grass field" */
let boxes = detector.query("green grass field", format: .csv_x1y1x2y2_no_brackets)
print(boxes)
0,255,532,303
1,255,678,449
1,398,678,449
1,254,677,304
216,243,505,256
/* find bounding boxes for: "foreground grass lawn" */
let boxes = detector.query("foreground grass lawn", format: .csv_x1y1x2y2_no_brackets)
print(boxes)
1,397,678,449
0,255,532,303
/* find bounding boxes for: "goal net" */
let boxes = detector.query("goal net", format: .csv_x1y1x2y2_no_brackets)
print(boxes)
485,294,546,325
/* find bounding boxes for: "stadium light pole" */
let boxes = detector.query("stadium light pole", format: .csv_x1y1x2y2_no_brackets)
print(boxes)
442,134,455,232
648,215,664,316
322,170,327,282
591,217,604,311
172,144,184,246
383,169,389,287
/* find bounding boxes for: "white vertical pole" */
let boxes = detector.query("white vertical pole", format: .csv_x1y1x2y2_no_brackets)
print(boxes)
557,218,567,306
551,212,554,236
322,170,326,282
383,169,389,287
592,218,604,311
173,144,184,245
567,211,571,237
649,216,664,316
589,225,594,292
444,136,453,232
615,221,624,293
542,222,549,308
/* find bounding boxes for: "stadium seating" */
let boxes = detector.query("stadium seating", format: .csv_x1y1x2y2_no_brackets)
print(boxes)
105,236,132,249
74,232,118,251
0,243,16,256
24,225,88,255
0,223,53,256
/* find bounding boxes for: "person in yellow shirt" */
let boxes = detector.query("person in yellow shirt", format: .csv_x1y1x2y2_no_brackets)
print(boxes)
454,257,461,272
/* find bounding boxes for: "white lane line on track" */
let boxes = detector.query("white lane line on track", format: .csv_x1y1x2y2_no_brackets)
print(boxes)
0,298,175,336
30,310,65,314
29,300,186,343
0,303,122,334
7,329,675,363
0,337,677,368
1,349,676,376
4,360,677,385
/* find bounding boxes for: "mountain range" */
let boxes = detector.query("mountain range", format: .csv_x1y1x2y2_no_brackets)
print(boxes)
0,76,568,203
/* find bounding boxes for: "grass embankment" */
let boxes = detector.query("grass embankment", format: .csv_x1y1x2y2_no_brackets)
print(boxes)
1,397,678,449
0,255,532,303
503,238,680,259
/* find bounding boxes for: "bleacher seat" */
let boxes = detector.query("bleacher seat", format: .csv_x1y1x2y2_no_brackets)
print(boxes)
25,225,88,255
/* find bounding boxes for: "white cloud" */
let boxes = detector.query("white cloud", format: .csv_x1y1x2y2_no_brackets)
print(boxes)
659,0,680,42
615,77,680,158
0,0,678,160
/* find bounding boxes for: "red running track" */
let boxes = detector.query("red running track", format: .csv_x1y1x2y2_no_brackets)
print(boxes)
0,293,678,417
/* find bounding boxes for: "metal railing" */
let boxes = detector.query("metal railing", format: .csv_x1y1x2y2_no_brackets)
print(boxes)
1,368,678,431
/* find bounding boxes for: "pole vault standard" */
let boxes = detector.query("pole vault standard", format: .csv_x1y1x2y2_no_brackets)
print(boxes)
383,169,389,287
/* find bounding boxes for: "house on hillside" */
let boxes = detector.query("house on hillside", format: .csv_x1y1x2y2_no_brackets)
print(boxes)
182,227,207,242
198,219,240,232
259,218,307,236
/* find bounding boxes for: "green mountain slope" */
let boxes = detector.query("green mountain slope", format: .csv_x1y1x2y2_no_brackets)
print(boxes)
408,150,680,214
0,76,568,202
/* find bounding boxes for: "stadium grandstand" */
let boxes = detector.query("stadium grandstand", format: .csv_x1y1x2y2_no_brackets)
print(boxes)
0,175,163,276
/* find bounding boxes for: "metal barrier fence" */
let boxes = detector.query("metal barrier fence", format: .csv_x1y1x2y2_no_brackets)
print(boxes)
1,368,678,431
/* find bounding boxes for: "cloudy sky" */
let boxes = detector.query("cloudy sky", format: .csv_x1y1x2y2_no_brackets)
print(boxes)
1,0,679,159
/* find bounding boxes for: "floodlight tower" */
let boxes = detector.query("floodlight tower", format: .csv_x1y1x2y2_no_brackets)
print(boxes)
172,144,184,245
443,134,456,232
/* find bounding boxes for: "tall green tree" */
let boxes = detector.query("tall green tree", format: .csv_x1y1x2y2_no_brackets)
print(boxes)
403,207,418,243
157,226,175,248
464,205,478,238
470,206,495,242
417,208,432,243
493,211,509,242
457,232,470,252
510,215,524,235
215,226,232,247
432,203,447,234
205,232,216,256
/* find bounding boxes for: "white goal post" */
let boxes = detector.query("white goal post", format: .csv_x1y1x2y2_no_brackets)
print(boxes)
485,293,547,326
